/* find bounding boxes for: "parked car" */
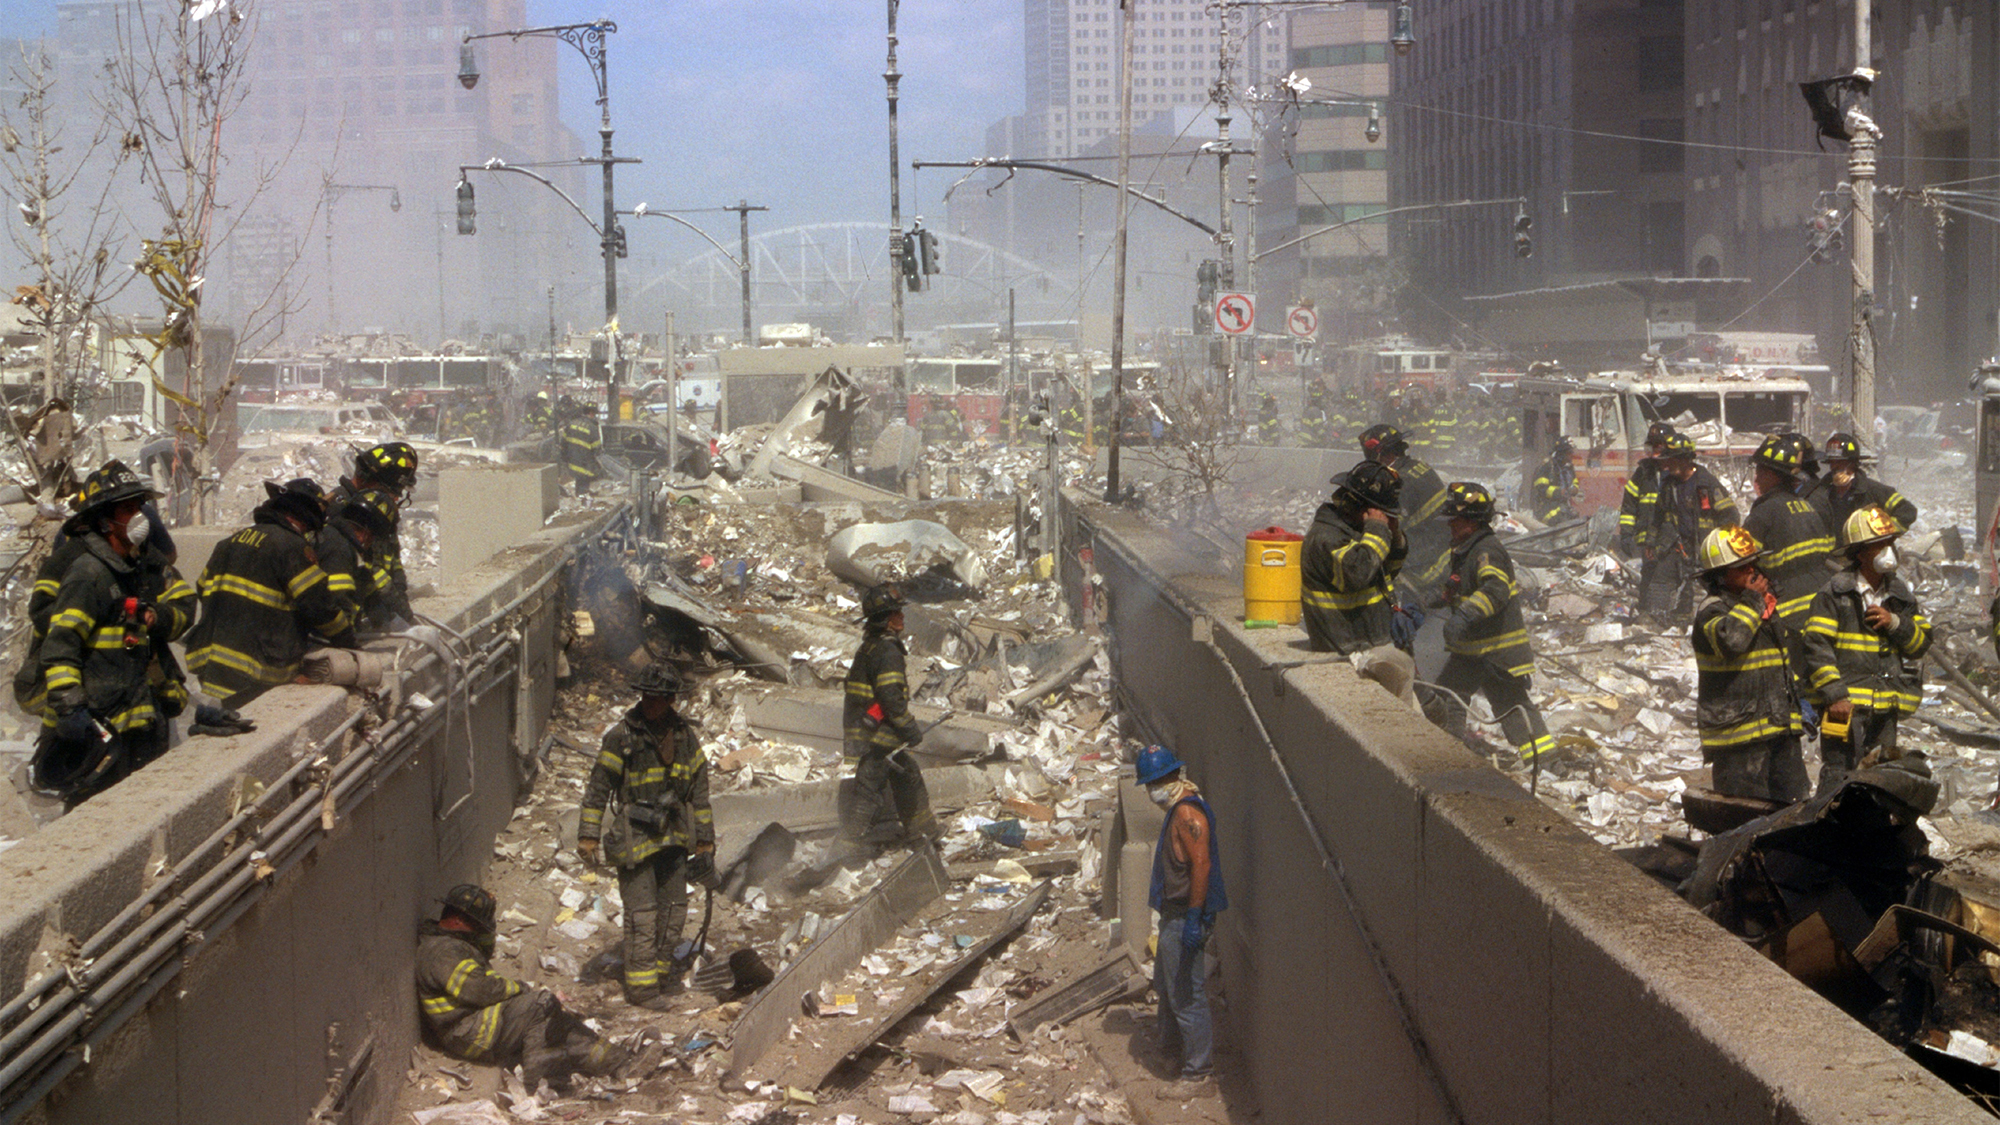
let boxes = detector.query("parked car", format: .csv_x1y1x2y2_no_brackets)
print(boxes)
599,413,741,482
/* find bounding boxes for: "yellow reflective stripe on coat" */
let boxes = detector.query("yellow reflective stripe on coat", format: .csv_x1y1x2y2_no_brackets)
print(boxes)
287,565,331,600
185,643,295,685
202,573,288,610
1695,650,1788,673
1701,714,1801,749
1447,628,1529,658
1303,585,1388,611
471,1002,503,1055
420,994,456,1016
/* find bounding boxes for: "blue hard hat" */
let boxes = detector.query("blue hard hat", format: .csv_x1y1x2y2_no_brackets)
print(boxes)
1135,745,1185,785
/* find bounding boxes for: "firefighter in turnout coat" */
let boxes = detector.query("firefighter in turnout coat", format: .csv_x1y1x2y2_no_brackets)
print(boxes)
417,885,637,1086
841,584,938,846
1740,434,1834,629
1645,433,1741,619
1619,423,1676,557
17,462,191,805
316,490,399,631
183,479,358,708
335,442,419,627
1433,483,1555,762
1804,432,1918,537
1691,526,1808,803
577,661,717,1009
1360,424,1449,597
1799,506,1932,791
1300,459,1407,655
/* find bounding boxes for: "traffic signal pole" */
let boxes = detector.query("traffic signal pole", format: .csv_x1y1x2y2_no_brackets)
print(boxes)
1106,0,1136,502
886,0,906,343
1849,0,1877,434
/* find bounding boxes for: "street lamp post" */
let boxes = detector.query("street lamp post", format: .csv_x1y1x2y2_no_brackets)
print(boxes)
321,179,400,337
886,0,906,343
459,19,632,418
620,203,767,347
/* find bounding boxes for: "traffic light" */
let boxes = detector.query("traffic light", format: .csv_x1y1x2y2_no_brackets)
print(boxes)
455,178,475,235
1807,208,1841,263
1512,205,1532,259
918,227,941,275
1194,259,1222,333
611,223,628,259
898,228,921,291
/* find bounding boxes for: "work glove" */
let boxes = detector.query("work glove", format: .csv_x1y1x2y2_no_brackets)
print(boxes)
1441,606,1476,646
189,703,257,737
577,837,601,867
53,707,97,746
685,849,718,889
1179,912,1207,955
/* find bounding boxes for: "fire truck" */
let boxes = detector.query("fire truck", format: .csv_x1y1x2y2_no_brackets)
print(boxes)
1517,366,1813,516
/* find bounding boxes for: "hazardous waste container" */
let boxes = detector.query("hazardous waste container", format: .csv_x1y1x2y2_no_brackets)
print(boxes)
1243,526,1302,626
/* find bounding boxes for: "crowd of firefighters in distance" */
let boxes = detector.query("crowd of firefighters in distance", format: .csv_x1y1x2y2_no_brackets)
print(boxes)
1300,419,1958,808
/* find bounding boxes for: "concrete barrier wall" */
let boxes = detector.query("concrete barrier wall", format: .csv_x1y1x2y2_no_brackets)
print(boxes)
1061,493,1986,1124
0,505,621,1125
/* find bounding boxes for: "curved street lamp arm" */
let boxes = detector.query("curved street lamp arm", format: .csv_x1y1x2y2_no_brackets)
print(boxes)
1254,195,1526,261
912,158,1218,237
464,21,616,106
459,162,604,238
619,209,740,268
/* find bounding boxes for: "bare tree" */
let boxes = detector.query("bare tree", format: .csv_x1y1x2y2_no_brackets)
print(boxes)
101,0,312,520
0,43,137,499
1133,361,1243,527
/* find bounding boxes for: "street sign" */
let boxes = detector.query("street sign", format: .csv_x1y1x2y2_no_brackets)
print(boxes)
1214,292,1256,336
1294,341,1316,367
1285,305,1319,339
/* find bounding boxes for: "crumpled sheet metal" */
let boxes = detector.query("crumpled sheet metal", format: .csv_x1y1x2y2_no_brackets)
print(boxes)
826,519,988,590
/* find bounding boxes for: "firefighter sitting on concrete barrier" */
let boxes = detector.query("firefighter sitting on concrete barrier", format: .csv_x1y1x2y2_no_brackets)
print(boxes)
840,584,938,847
184,479,359,708
1302,460,1418,702
17,462,188,807
577,660,717,1010
417,884,657,1087
1741,433,1835,630
1800,506,1932,793
338,441,420,628
1691,526,1809,804
1432,482,1555,762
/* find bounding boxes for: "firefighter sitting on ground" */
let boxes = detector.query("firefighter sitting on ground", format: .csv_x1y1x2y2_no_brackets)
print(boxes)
1800,506,1931,793
183,479,359,709
1528,437,1580,525
841,584,938,847
1432,483,1555,762
417,884,657,1088
1691,526,1809,804
578,660,717,1010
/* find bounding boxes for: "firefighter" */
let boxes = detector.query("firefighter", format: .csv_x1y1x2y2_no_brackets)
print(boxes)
417,885,650,1086
1741,434,1834,629
1800,506,1931,792
317,489,398,631
1433,483,1555,762
577,661,717,1008
1528,437,1579,525
337,442,419,627
456,396,494,446
183,479,359,708
1618,423,1676,558
1805,432,1917,536
17,462,188,806
1691,526,1808,804
1301,460,1407,655
1300,379,1331,447
559,397,603,491
522,390,554,438
840,584,936,847
1644,432,1739,620
1359,424,1449,598
1257,391,1280,445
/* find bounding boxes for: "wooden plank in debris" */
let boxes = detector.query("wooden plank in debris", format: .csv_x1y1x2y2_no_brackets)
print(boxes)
1680,786,1783,835
727,841,950,1077
1006,946,1147,1040
776,880,1054,1091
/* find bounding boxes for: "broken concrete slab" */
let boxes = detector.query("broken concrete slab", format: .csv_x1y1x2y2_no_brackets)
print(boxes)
1006,946,1148,1040
711,764,1003,855
770,455,907,505
727,841,950,1078
826,519,988,590
742,686,1016,763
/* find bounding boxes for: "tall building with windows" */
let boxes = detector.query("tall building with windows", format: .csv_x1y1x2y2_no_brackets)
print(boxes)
989,0,1289,159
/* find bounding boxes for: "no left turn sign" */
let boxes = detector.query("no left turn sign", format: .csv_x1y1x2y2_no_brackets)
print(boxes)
1286,305,1319,339
1214,292,1256,335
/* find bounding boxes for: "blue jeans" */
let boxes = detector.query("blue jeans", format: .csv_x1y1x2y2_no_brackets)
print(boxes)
1154,910,1212,1076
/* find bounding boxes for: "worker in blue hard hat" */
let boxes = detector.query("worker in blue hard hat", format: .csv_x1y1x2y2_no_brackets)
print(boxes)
1135,745,1228,1084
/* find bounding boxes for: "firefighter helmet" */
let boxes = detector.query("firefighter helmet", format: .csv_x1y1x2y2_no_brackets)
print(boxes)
1661,432,1697,461
441,884,498,933
628,660,686,697
1135,744,1185,785
1644,422,1677,448
263,478,330,531
860,583,907,622
1440,481,1497,522
1795,433,1820,475
1752,433,1804,478
1824,431,1870,464
70,460,160,520
1696,525,1765,574
1358,423,1408,460
1336,459,1402,511
1838,505,1903,554
339,487,399,535
354,441,420,490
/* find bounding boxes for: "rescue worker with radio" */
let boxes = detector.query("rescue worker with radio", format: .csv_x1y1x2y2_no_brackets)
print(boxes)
1691,526,1808,803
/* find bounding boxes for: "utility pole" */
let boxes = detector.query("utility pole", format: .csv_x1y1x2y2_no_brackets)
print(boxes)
886,0,906,343
1106,0,1137,502
1078,183,1093,452
1849,2,1877,434
547,285,558,400
722,200,768,345
664,308,677,480
1244,165,1258,401
1214,107,1238,424
1007,287,1019,440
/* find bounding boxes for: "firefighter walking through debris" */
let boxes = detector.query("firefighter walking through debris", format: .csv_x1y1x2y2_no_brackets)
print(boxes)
578,660,717,1010
1432,483,1555,762
841,584,938,847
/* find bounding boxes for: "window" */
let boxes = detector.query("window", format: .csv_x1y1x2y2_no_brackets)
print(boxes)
1294,150,1388,173
1289,43,1387,68
1298,202,1391,225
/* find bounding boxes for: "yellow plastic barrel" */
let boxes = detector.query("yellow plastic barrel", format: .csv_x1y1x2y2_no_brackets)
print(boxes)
1244,526,1303,626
